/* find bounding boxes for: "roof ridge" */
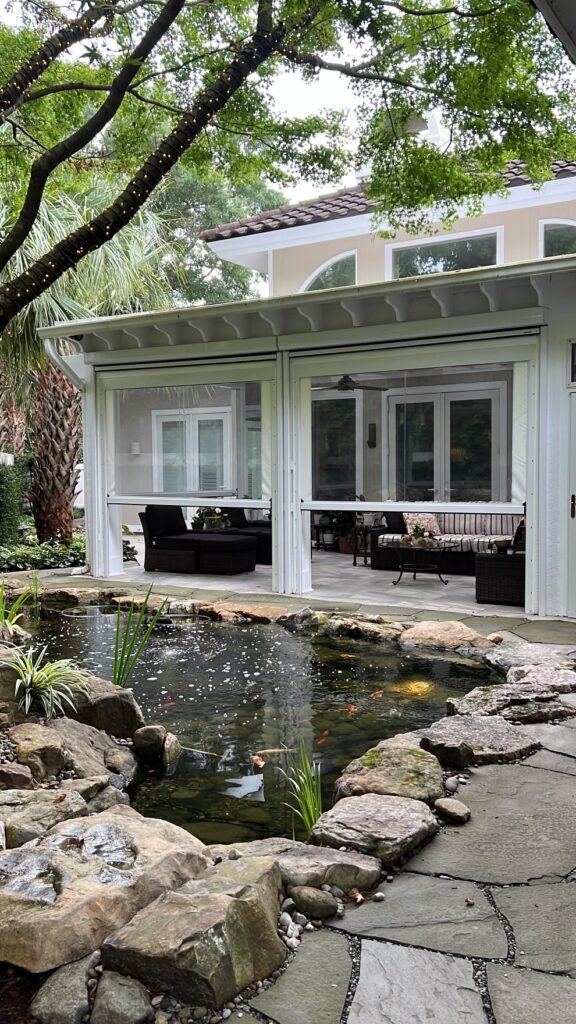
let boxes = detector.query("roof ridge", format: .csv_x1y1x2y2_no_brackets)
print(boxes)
200,160,576,243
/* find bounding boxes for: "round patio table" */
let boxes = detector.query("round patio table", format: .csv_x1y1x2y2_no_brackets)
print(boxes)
388,539,460,586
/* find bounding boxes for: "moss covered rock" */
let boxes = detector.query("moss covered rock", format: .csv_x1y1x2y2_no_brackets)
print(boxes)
336,746,444,805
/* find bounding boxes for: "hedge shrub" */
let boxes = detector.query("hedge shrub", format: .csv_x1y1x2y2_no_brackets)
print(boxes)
0,464,23,545
0,536,137,572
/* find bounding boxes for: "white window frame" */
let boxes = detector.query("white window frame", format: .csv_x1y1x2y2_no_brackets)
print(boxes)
311,389,364,497
299,250,357,293
152,406,233,493
539,218,576,259
384,381,507,501
384,226,504,281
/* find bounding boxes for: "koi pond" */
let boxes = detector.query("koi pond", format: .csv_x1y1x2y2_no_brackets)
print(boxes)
31,609,496,845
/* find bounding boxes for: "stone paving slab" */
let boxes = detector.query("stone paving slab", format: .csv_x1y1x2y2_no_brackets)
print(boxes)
486,964,576,1024
522,721,576,758
511,621,576,645
249,930,351,1024
459,616,526,635
521,749,576,776
334,872,507,958
485,634,576,672
408,764,576,883
492,882,576,973
347,940,487,1024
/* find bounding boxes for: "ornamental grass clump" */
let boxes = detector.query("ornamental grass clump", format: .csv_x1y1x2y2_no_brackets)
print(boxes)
112,586,167,688
2,646,87,720
277,741,323,837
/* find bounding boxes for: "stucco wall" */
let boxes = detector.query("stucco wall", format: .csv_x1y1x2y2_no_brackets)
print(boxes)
271,199,576,295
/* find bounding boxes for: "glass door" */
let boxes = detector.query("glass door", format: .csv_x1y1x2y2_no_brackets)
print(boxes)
448,394,498,501
389,397,439,500
155,415,188,492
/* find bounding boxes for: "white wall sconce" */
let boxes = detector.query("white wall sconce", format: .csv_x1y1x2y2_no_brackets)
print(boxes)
130,442,141,456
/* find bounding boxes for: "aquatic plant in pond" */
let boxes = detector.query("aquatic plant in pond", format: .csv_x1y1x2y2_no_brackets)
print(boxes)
0,583,33,637
2,646,87,719
113,588,167,687
277,741,322,836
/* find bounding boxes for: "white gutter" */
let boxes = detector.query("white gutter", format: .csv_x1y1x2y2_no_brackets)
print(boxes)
37,252,576,343
44,338,87,389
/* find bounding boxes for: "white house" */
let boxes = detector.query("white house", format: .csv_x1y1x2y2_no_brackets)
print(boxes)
39,164,576,619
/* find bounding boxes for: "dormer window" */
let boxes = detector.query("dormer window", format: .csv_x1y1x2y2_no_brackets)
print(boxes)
542,221,576,258
302,253,356,292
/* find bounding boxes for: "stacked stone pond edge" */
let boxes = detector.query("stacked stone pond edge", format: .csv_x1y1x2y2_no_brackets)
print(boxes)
0,588,575,1023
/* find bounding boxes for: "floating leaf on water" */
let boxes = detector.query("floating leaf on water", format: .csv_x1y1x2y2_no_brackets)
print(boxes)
370,690,384,699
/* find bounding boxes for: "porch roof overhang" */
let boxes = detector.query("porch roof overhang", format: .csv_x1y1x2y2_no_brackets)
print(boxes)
38,255,576,365
532,0,576,63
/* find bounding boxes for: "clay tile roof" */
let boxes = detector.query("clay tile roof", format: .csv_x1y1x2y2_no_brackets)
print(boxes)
200,163,576,242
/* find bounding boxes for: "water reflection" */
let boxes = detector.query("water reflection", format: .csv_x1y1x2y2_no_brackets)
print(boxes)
31,609,497,844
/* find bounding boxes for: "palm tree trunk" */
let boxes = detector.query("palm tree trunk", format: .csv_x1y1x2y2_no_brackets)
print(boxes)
30,364,81,543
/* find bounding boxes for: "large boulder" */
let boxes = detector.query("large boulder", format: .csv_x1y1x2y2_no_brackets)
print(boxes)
323,617,403,643
8,723,66,781
276,607,330,633
0,762,35,789
0,806,211,972
335,746,443,805
310,793,438,866
29,951,100,1024
485,636,575,673
0,788,88,847
419,716,540,766
446,682,576,724
132,725,166,761
507,665,576,691
400,621,493,655
90,972,153,1024
102,856,286,1009
208,838,381,891
47,718,136,787
67,674,145,739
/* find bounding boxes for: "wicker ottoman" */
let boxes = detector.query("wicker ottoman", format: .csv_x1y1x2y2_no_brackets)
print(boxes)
475,553,525,606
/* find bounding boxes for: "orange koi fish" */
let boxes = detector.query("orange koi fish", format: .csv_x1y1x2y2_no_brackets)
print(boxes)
345,703,357,715
370,690,384,699
252,754,266,768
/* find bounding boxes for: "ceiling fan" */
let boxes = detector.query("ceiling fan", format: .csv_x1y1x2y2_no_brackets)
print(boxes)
312,374,389,393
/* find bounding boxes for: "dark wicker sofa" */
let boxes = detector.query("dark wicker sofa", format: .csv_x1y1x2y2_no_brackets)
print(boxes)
370,512,522,576
139,506,257,575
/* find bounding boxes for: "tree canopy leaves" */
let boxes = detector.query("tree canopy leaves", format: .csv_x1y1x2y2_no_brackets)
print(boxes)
0,0,575,330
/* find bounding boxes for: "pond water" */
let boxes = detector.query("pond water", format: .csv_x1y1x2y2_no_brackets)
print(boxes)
31,609,497,845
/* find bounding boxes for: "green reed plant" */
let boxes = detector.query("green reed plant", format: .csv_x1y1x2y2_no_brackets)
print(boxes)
0,583,34,636
112,587,167,688
277,741,323,837
2,646,87,719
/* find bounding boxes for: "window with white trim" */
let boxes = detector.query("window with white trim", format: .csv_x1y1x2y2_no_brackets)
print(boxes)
153,408,232,492
303,254,356,292
391,232,498,279
542,222,576,258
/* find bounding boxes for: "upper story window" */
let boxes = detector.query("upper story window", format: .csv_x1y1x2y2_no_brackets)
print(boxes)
542,221,576,258
390,231,499,280
302,253,356,292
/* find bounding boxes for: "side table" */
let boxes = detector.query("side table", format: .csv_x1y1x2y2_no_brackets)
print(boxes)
475,552,525,606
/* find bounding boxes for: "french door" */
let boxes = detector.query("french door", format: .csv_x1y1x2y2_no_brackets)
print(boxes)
153,408,233,493
388,387,506,502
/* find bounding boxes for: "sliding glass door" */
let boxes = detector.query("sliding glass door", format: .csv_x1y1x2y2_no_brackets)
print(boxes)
153,408,232,493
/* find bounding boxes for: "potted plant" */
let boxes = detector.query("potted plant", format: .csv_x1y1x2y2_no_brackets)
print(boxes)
191,506,230,531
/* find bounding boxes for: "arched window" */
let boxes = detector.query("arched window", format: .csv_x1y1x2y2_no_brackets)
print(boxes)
302,253,356,292
541,221,576,258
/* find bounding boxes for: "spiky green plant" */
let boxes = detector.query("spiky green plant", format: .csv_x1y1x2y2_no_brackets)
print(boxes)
2,646,87,719
112,587,167,688
277,741,323,837
0,583,33,637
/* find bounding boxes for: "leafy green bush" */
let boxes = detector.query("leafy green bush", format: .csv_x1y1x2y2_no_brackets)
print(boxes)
0,536,137,571
0,464,23,545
